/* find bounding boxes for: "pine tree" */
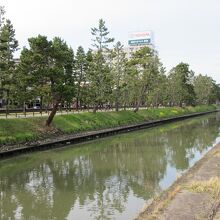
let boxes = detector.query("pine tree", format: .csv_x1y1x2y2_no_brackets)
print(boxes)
127,47,160,112
19,35,75,126
89,19,114,112
91,19,114,51
0,19,18,110
74,46,88,110
111,41,127,111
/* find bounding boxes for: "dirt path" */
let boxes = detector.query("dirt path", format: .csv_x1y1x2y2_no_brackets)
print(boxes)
136,142,220,220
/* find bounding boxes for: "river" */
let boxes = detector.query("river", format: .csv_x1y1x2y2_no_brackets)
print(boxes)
0,113,220,220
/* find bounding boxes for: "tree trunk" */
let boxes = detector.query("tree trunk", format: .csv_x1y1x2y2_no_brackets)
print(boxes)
23,102,26,114
6,101,9,115
46,101,59,126
134,101,140,113
76,97,79,111
115,79,120,111
134,85,147,113
115,101,119,112
6,90,9,116
115,87,119,112
40,96,43,114
93,104,97,113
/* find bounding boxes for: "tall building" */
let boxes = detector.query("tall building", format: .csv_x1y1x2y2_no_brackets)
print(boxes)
125,30,155,58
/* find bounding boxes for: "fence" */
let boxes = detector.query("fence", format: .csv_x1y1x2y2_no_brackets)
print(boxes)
0,105,150,119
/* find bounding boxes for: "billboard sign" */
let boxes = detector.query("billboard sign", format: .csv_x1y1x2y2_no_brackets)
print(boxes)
128,31,152,46
128,38,151,46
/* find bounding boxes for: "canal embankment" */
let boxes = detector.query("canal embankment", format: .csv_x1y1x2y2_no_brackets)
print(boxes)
136,138,220,220
0,105,218,158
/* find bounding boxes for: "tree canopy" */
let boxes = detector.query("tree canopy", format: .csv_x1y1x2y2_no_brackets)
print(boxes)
0,10,219,126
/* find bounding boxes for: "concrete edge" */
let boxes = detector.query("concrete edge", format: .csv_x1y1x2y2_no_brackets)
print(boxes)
0,110,219,159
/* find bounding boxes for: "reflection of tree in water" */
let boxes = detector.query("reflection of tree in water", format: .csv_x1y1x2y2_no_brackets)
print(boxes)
0,114,220,219
166,116,220,170
0,134,167,219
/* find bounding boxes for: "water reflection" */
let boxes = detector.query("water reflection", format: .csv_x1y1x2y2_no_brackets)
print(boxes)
0,113,220,219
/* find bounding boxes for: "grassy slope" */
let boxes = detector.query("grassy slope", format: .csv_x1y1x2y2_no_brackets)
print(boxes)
0,105,216,145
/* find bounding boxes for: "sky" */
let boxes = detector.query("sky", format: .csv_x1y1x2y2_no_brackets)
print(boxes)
1,0,220,83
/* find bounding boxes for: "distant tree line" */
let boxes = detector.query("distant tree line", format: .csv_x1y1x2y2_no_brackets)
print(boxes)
0,7,219,125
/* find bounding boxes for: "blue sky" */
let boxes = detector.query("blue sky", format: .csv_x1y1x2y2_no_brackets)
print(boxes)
2,0,220,82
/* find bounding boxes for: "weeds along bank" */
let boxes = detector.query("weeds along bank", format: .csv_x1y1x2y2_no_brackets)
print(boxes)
0,105,216,145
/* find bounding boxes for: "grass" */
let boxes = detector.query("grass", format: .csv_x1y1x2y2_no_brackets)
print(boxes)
0,118,45,144
186,177,220,199
0,105,216,145
53,105,216,133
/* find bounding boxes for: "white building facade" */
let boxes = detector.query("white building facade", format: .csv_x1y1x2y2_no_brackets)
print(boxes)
124,30,155,58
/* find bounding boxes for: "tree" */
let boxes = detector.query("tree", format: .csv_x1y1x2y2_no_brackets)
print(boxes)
147,66,168,107
211,83,220,104
168,63,195,106
89,19,114,112
111,41,127,111
18,35,52,112
0,19,18,110
127,46,160,112
19,35,75,126
194,74,218,104
0,8,5,108
46,37,75,126
14,54,35,112
91,19,114,51
74,46,88,110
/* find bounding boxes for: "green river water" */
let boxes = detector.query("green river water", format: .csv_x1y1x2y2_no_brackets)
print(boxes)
0,113,220,220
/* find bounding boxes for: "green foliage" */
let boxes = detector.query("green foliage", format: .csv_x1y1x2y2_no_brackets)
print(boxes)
110,41,127,111
168,63,195,106
0,19,18,107
16,35,51,108
194,74,217,104
91,18,114,50
88,19,114,112
126,47,160,111
147,65,168,106
74,46,89,109
18,35,75,125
